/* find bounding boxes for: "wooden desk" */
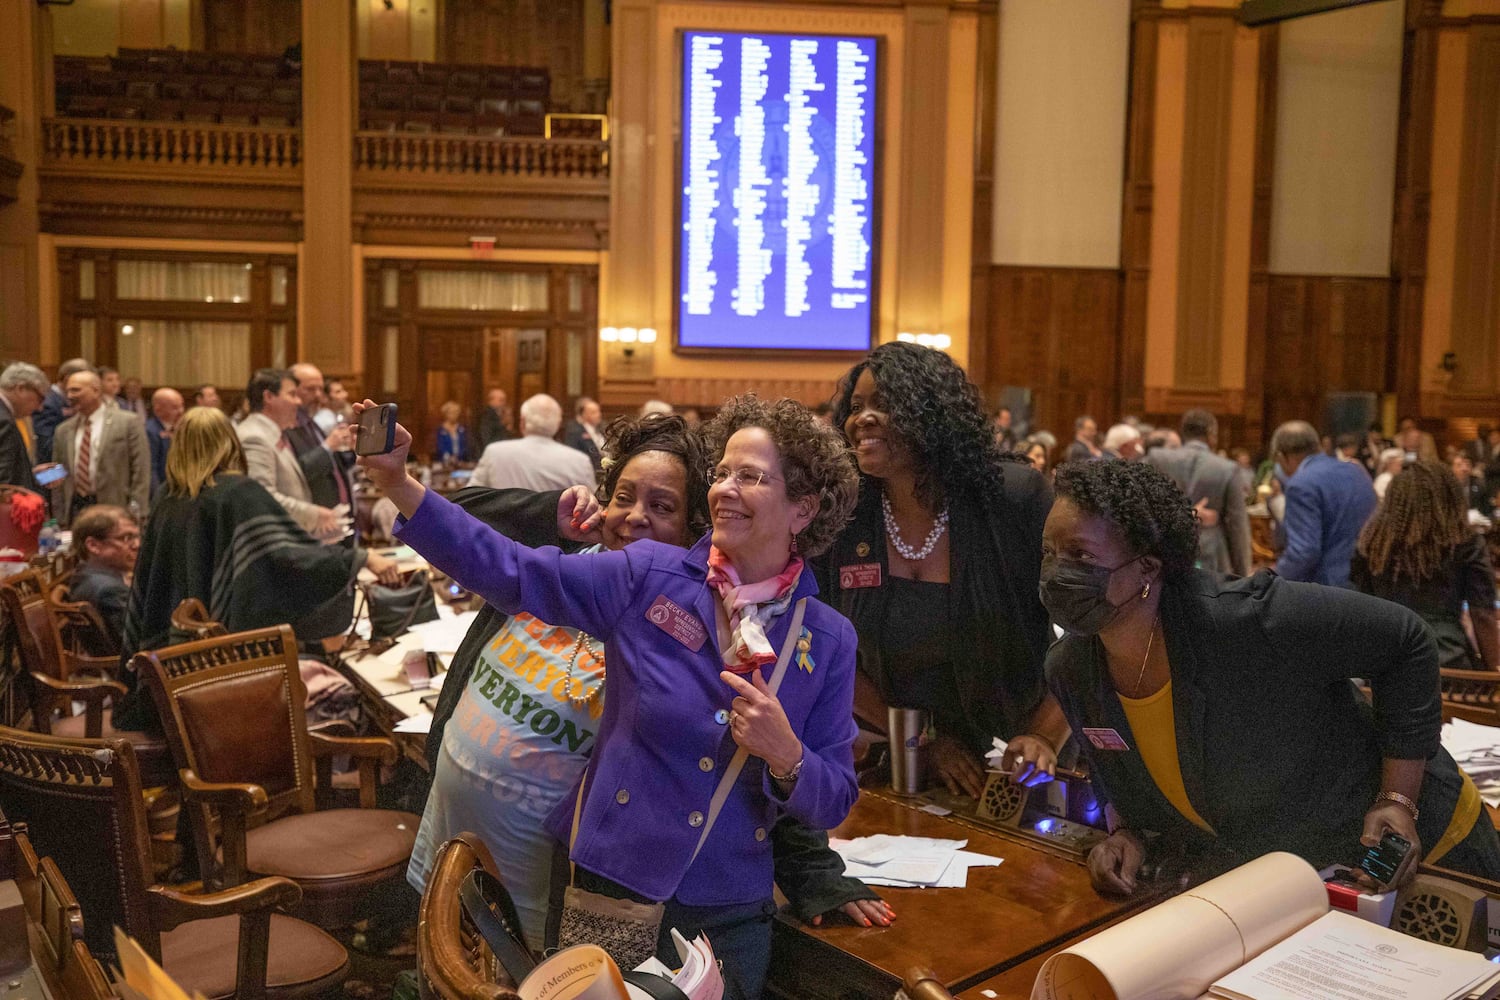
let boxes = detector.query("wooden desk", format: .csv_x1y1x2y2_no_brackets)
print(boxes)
766,792,1156,1000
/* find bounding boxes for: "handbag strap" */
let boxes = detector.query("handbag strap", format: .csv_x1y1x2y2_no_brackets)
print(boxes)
459,869,538,985
622,970,692,1000
568,598,809,882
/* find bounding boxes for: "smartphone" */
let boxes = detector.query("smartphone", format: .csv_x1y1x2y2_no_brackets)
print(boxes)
1359,831,1414,891
401,648,431,690
35,464,67,487
356,403,398,457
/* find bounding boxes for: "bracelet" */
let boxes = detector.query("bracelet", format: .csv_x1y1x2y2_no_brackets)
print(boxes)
769,754,805,783
1375,790,1419,822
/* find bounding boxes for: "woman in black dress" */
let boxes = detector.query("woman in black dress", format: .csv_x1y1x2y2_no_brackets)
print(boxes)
1352,461,1500,671
821,342,1064,795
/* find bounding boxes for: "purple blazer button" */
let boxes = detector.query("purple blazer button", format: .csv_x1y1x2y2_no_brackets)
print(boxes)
688,811,704,828
615,789,630,805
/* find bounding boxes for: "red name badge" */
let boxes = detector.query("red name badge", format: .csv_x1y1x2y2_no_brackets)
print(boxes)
838,563,882,590
1082,727,1131,752
646,595,708,652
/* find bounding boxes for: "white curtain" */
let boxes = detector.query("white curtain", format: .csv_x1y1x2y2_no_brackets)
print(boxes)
117,321,250,386
116,260,253,303
416,269,549,311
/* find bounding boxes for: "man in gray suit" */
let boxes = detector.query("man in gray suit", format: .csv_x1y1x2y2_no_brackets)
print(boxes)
237,367,344,540
53,370,150,525
1144,408,1252,577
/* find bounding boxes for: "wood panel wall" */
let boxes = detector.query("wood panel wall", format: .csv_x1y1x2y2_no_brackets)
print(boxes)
443,0,589,110
985,265,1122,437
1257,275,1392,433
202,0,301,56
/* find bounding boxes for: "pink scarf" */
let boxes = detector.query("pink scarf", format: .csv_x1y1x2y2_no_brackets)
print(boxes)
705,546,804,673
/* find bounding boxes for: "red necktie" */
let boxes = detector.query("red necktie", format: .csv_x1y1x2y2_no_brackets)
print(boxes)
76,417,94,495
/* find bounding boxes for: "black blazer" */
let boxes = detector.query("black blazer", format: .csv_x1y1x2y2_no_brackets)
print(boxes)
563,420,603,471
1047,569,1468,873
814,461,1054,752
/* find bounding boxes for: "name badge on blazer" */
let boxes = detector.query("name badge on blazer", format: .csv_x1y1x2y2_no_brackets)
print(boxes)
646,594,707,652
1082,727,1131,752
839,563,881,590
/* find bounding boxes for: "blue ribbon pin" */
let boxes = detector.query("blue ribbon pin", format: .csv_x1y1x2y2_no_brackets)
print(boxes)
795,627,815,674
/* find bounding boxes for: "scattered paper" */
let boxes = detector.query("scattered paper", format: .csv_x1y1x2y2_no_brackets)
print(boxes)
1442,718,1500,807
627,930,723,1000
984,736,1010,773
919,803,952,816
409,610,479,655
832,835,1002,889
393,712,433,734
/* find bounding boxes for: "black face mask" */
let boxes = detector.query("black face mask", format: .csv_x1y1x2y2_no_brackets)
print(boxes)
1038,554,1144,636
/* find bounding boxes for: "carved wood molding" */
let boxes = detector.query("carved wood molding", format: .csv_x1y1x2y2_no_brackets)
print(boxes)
40,200,298,227
1143,386,1246,415
1391,10,1442,416
1118,10,1160,416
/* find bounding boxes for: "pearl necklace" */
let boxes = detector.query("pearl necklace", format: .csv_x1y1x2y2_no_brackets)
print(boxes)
565,632,605,707
880,492,950,561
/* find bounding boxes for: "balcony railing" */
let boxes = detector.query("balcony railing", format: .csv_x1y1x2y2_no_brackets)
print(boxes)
354,131,608,180
42,117,301,171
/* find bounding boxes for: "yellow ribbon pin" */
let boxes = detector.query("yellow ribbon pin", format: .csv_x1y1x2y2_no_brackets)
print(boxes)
796,627,815,674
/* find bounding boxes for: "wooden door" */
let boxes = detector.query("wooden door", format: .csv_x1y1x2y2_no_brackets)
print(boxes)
417,327,483,461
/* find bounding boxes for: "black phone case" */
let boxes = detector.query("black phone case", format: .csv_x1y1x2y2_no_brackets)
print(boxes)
357,405,398,456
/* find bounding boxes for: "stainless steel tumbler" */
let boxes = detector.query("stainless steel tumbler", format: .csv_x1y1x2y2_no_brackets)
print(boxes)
888,706,930,795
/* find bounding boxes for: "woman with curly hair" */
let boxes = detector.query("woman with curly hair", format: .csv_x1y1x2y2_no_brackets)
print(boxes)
1023,459,1500,896
1352,461,1500,670
357,394,859,999
825,342,1062,796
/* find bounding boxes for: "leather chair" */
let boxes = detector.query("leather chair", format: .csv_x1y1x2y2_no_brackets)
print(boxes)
136,624,419,926
417,833,521,1000
4,823,116,1000
901,968,956,1000
48,581,118,661
0,571,171,788
0,726,350,999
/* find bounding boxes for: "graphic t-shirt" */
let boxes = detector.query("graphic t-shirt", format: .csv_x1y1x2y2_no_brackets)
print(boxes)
408,605,605,947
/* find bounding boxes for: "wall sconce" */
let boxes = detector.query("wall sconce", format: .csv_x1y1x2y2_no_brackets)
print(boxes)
897,331,952,351
600,326,658,367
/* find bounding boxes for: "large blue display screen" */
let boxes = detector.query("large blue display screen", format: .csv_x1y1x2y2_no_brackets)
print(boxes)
678,31,878,351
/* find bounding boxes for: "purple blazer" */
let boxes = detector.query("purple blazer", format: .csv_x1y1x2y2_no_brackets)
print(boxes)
396,489,859,905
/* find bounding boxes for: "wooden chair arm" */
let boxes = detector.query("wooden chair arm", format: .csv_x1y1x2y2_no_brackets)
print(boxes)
69,653,121,676
148,877,301,1000
308,730,396,809
180,768,267,888
28,671,126,738
145,876,302,930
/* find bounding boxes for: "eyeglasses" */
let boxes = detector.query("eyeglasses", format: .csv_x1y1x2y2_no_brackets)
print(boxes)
709,466,781,489
106,532,141,545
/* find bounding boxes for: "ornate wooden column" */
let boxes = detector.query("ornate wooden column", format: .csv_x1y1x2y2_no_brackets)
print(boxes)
0,0,42,363
301,0,357,375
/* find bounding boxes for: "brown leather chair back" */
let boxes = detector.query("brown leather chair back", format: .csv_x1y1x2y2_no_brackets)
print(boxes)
0,725,158,961
2,568,66,680
169,597,228,639
1440,668,1500,726
136,626,315,844
418,833,521,1000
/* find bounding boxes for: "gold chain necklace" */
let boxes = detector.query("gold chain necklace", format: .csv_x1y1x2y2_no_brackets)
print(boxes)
565,631,605,707
1131,619,1158,697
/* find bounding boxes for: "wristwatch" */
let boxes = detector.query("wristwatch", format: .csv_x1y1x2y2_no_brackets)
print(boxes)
769,754,805,783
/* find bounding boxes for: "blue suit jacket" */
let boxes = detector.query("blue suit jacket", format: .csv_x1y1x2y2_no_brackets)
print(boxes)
145,416,172,494
396,489,858,905
1275,453,1378,587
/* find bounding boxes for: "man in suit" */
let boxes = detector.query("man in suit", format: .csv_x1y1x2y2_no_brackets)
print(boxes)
564,395,605,471
143,387,184,494
118,377,148,418
193,383,221,411
1270,419,1378,588
477,387,513,450
237,367,343,539
1063,415,1102,464
0,362,49,490
472,393,595,491
53,370,150,525
66,504,139,650
1145,409,1252,577
31,357,92,464
285,362,355,517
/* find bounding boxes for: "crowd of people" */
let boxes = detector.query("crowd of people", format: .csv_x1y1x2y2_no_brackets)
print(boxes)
6,346,1500,998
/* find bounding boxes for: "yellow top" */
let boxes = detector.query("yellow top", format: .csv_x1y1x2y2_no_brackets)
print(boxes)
1117,680,1214,833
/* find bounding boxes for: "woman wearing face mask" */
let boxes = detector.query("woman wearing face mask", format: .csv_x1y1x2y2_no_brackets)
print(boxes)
406,414,892,949
1021,459,1500,896
357,395,860,999
824,343,1065,797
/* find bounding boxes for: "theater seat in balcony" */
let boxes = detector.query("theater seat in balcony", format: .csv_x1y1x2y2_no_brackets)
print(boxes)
218,102,259,125
106,102,145,120
361,111,401,133
196,79,233,102
256,104,298,128
410,86,444,113
443,93,476,115
473,112,507,137
437,113,473,135
180,101,220,124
